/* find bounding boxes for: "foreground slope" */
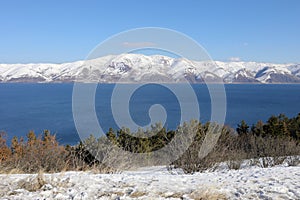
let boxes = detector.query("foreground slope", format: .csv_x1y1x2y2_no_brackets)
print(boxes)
0,165,299,199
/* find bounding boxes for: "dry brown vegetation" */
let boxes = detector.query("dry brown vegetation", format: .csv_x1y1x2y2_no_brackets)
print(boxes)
0,130,111,173
0,113,299,174
170,114,300,173
189,187,228,200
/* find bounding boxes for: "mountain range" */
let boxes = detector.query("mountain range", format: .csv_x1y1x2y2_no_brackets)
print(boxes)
1,54,300,83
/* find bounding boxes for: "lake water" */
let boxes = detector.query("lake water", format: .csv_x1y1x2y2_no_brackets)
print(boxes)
0,83,299,145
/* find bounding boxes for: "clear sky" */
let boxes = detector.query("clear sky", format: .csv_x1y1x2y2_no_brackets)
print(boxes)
0,0,299,63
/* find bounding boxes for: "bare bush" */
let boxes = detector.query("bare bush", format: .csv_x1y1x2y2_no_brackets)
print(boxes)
169,120,300,173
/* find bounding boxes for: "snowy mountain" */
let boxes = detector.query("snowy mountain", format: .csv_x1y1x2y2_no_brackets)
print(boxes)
0,54,300,83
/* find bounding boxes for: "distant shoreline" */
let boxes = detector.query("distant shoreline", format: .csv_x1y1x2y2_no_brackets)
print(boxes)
1,82,300,84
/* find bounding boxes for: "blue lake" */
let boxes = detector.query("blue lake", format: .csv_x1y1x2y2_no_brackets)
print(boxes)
0,83,299,145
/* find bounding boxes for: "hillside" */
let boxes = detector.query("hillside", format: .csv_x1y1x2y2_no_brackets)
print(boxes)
1,54,300,83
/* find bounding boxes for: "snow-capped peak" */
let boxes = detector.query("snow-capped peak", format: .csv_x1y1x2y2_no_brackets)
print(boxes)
0,54,299,83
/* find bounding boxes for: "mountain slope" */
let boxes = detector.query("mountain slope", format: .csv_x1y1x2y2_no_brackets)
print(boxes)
0,54,299,83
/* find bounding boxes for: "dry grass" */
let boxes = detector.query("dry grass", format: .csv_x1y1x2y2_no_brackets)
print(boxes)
159,192,184,198
129,191,148,198
190,188,228,200
17,170,46,192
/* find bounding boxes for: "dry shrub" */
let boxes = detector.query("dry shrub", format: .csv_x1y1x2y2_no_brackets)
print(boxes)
0,132,11,162
239,134,300,168
1,115,300,174
0,130,111,173
170,121,300,173
2,130,68,173
170,123,237,173
64,140,117,173
226,159,243,170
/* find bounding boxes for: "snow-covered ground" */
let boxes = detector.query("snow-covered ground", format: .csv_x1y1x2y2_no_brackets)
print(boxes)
0,165,299,200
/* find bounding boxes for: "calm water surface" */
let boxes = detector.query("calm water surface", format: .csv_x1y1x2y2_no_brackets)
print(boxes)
0,83,299,145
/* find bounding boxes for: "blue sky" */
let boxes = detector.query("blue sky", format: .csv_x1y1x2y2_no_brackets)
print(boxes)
0,0,299,63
